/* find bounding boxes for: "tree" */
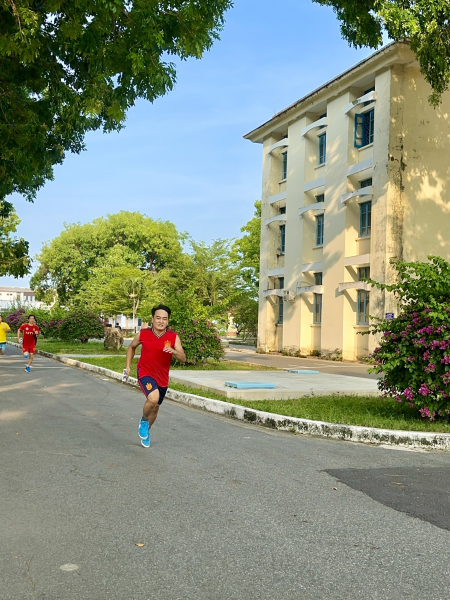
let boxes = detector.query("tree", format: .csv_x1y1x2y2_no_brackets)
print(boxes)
31,211,182,305
0,201,31,277
229,201,261,337
1,0,232,206
313,0,450,106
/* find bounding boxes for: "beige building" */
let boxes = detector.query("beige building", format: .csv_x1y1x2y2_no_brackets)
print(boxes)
0,286,41,310
245,42,450,360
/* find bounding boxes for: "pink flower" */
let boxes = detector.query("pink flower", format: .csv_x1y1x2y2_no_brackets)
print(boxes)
418,384,431,396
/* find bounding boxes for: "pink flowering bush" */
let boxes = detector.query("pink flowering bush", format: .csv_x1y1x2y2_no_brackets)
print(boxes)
369,256,450,421
58,310,104,342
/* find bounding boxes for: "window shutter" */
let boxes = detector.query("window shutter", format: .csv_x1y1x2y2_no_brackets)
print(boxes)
354,113,364,148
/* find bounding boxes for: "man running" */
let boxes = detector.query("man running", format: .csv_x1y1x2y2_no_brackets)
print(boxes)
18,315,40,372
125,304,186,448
0,314,11,356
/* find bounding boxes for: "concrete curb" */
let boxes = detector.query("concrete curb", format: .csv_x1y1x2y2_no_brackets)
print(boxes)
7,341,450,451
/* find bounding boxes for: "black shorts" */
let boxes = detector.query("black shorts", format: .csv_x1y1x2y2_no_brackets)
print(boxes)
137,369,167,404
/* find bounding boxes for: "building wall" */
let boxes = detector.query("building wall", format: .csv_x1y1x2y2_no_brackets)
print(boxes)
253,43,450,360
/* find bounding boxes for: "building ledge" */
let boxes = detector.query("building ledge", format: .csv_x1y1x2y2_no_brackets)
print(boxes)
338,281,371,293
347,158,373,177
299,202,325,217
296,284,324,295
344,254,370,267
304,176,325,193
344,90,377,115
265,214,287,226
267,267,285,277
302,261,323,273
269,190,287,205
267,138,289,155
341,186,373,204
301,116,328,137
263,289,283,298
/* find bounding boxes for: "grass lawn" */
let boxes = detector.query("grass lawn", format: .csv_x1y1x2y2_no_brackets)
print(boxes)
76,356,277,376
8,337,136,356
167,384,450,434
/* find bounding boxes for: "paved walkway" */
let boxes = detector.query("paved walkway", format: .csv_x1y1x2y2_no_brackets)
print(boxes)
2,346,450,599
225,347,378,379
170,370,379,400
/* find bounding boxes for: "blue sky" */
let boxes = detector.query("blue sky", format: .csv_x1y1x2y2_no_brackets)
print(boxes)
1,0,375,287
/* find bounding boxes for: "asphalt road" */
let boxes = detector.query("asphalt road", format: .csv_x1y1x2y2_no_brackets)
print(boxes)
2,346,450,600
225,347,379,379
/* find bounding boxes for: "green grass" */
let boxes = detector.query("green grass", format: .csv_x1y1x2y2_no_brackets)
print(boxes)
13,338,136,355
76,356,277,375
168,384,450,434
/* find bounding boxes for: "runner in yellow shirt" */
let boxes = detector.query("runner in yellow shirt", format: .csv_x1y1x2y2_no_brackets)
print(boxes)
0,314,11,355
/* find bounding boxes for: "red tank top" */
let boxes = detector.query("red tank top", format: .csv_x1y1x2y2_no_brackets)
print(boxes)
137,328,177,387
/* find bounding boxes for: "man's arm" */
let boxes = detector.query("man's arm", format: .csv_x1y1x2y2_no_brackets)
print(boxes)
125,332,141,377
17,325,22,343
163,335,186,364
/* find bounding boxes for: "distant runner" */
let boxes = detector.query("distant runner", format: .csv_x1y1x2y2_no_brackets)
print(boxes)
18,315,40,373
0,315,10,356
125,304,186,448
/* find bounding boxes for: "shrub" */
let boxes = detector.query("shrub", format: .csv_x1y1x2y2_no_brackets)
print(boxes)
40,319,65,339
5,308,26,331
58,310,105,342
168,302,224,365
369,256,450,421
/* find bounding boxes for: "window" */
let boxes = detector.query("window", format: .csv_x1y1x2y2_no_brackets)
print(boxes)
316,214,324,246
314,294,322,324
357,290,370,325
282,151,288,180
318,133,326,164
360,201,371,237
278,277,284,324
314,272,323,285
319,113,327,129
315,194,325,203
358,267,370,280
280,225,286,254
279,206,286,214
360,178,372,189
354,109,374,148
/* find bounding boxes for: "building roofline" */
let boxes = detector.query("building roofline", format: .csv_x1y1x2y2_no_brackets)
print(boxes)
244,41,409,142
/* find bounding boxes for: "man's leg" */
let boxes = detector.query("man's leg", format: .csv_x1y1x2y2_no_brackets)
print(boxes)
28,351,35,367
142,388,160,426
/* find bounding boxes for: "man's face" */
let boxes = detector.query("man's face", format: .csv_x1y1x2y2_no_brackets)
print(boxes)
28,316,36,325
0,316,2,323
152,310,169,331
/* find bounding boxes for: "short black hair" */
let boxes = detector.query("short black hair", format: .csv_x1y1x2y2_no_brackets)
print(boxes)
28,314,36,320
151,304,171,318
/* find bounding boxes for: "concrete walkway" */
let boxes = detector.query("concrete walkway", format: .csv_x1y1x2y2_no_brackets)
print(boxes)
170,369,380,400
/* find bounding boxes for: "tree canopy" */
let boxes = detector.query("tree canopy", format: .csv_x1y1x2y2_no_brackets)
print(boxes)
30,211,182,304
0,201,31,277
313,0,450,106
0,0,231,205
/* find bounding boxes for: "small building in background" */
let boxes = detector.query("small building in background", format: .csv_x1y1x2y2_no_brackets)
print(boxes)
0,286,44,310
245,42,450,360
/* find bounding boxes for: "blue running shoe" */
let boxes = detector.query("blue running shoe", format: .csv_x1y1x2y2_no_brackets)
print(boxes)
138,418,149,439
25,366,31,373
141,430,150,448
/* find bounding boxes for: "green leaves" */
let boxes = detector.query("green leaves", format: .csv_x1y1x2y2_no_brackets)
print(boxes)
313,0,450,105
0,201,31,277
0,0,232,203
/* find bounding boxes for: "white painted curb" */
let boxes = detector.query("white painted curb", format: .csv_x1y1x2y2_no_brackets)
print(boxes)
7,341,450,450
